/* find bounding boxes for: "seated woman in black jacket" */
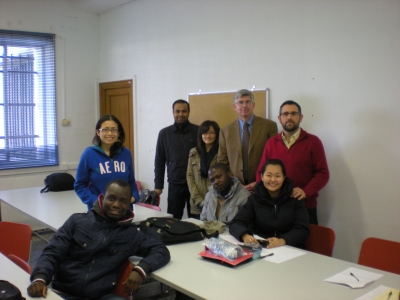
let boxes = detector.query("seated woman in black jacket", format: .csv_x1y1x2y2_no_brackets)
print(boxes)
229,159,309,249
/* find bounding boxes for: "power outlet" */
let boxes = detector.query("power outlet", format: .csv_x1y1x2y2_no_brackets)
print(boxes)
61,119,70,126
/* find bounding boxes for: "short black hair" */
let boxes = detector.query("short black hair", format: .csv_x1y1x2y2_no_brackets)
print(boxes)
209,163,230,173
172,99,190,112
104,179,132,196
260,159,286,176
279,100,302,115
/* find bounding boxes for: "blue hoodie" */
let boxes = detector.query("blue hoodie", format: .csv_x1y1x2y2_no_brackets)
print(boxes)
75,145,139,210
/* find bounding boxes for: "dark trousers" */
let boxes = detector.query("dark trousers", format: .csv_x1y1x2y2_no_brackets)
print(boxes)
308,207,318,225
167,183,192,219
54,291,126,300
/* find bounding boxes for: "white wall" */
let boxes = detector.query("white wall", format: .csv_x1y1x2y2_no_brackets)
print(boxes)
1,0,399,263
98,0,400,262
0,0,99,228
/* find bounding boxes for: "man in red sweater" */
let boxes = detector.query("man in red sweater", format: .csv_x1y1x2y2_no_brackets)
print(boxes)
256,100,329,224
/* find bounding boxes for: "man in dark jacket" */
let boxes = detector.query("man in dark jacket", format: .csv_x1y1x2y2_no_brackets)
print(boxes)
27,179,170,299
154,99,199,219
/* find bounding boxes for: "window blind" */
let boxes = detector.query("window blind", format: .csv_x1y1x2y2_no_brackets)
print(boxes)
0,30,58,170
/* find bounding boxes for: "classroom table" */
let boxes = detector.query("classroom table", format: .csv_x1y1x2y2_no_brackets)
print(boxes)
151,239,400,300
0,187,171,230
0,253,63,300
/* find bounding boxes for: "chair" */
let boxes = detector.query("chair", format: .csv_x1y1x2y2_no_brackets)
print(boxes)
114,260,132,299
8,254,32,274
358,237,400,275
305,224,336,257
0,221,32,261
137,202,161,211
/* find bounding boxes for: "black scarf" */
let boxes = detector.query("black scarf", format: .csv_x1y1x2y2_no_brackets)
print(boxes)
200,143,218,178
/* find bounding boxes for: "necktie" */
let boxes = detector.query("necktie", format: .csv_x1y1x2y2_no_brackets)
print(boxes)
242,122,250,184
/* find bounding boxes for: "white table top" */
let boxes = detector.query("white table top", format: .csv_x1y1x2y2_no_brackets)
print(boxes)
0,187,171,230
0,253,62,299
152,240,400,300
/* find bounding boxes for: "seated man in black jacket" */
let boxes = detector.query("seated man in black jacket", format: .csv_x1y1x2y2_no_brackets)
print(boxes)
27,179,170,300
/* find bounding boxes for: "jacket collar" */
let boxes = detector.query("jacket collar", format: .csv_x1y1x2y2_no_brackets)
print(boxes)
92,196,134,227
253,177,294,206
274,128,308,143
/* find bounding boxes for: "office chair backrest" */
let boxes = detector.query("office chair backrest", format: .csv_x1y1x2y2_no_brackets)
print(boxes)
0,221,32,261
8,254,32,274
358,237,400,275
137,202,161,211
114,260,132,299
305,224,336,257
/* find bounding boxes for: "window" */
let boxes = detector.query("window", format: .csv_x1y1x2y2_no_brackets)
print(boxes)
0,30,57,170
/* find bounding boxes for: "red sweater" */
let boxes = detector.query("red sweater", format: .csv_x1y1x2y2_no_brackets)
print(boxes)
256,129,329,209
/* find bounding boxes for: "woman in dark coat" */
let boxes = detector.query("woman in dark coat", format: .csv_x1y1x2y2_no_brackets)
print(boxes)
229,159,309,249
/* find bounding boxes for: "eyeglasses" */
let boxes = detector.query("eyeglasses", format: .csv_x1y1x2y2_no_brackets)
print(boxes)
280,112,301,117
99,128,119,134
202,132,216,136
235,100,253,106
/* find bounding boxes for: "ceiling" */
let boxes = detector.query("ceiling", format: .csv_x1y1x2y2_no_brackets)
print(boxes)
71,0,136,15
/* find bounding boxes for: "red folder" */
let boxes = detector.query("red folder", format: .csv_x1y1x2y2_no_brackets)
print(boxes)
198,247,253,266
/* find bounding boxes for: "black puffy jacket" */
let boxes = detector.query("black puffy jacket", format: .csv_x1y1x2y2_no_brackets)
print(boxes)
30,201,170,298
230,178,310,248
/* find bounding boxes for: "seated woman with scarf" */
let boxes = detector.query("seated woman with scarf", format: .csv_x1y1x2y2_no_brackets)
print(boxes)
230,159,309,249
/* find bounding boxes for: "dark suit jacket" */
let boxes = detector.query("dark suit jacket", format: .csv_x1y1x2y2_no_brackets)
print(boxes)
218,115,277,184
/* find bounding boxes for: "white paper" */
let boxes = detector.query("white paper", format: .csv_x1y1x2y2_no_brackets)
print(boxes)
259,246,306,263
324,267,383,289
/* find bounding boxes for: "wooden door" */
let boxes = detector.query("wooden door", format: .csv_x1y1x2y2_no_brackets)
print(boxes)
99,80,134,161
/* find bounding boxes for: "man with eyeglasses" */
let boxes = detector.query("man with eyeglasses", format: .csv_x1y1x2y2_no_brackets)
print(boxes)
218,89,277,192
256,100,329,224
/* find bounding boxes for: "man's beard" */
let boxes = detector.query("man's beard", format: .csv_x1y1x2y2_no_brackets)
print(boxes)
282,121,299,133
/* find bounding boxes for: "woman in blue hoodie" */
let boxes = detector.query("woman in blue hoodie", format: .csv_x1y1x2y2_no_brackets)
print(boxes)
75,114,139,210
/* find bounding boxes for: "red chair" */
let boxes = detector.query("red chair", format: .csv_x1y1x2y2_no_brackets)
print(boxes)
358,237,400,275
0,221,32,261
114,261,132,299
305,224,336,257
137,202,161,211
8,254,32,274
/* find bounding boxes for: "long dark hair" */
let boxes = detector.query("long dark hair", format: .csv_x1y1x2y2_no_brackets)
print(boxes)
92,114,125,157
196,120,220,154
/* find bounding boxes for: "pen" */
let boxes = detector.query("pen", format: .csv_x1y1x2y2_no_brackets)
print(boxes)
387,291,392,300
260,253,274,259
350,272,359,281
